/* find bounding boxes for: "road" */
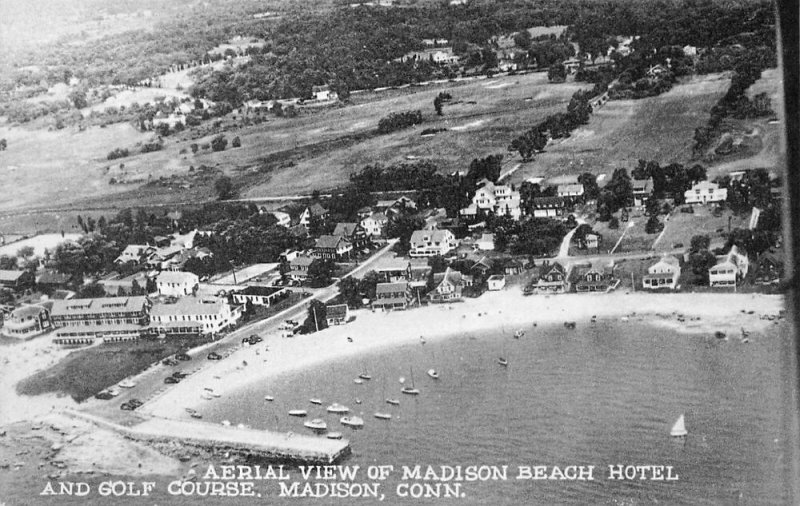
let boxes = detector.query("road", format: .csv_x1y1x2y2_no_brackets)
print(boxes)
91,240,398,417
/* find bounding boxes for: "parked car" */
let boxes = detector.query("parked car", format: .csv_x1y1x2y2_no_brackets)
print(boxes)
172,371,188,379
176,353,191,361
242,334,263,345
163,358,179,366
164,376,180,384
207,351,222,360
95,391,114,400
120,399,143,410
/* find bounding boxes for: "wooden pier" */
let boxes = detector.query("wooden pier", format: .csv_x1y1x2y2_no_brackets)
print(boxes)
64,410,350,464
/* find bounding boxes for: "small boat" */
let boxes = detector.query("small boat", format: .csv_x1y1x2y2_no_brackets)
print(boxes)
401,366,420,395
358,364,372,381
374,412,392,420
264,395,274,401
210,391,221,398
327,432,343,440
310,398,322,405
304,418,328,431
288,410,308,417
107,387,120,397
119,379,136,388
190,412,202,419
564,321,576,329
498,357,509,367
340,416,364,428
427,369,439,380
714,331,727,340
514,330,524,339
185,408,196,414
221,420,231,426
419,336,426,345
201,392,214,400
355,398,362,404
353,378,364,384
327,403,350,414
386,399,400,406
670,414,688,437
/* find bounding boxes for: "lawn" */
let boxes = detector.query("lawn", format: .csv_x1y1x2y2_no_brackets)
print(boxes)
654,205,749,253
16,337,205,402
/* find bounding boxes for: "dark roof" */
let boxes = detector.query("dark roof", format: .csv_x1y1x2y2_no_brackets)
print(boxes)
236,286,285,297
290,255,315,267
532,196,567,208
306,203,328,216
632,178,654,193
315,235,350,249
333,223,359,236
325,304,348,319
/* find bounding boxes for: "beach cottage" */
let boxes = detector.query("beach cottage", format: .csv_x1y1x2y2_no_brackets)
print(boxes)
325,304,349,325
684,181,727,204
709,246,749,287
532,261,567,293
373,282,413,310
487,275,506,291
156,271,199,297
642,255,681,290
409,228,458,257
428,267,466,303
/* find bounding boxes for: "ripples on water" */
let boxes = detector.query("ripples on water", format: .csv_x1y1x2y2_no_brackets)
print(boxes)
8,321,790,505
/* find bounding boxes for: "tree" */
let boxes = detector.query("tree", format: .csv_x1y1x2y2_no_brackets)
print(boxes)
548,64,567,83
433,96,443,116
0,256,17,269
690,234,710,253
0,138,7,151
232,136,241,148
68,90,88,109
578,172,599,200
214,176,235,200
688,250,717,285
645,214,663,234
211,134,228,152
386,216,426,253
307,259,335,288
77,283,106,299
608,216,620,229
301,300,328,333
190,143,199,154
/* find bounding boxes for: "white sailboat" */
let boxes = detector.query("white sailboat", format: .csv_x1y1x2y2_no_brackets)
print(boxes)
327,403,350,414
670,414,688,437
401,367,420,395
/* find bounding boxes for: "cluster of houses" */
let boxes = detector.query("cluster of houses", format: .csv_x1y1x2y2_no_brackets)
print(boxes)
242,85,339,117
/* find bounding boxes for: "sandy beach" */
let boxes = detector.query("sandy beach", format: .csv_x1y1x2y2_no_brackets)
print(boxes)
141,291,785,420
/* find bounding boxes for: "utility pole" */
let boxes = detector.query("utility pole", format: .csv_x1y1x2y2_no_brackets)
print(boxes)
230,261,237,285
312,305,319,332
631,271,635,291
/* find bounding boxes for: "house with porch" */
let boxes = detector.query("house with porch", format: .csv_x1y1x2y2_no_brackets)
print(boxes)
568,261,616,292
460,179,523,220
0,270,34,290
428,267,466,303
325,304,349,325
288,255,315,282
360,212,389,237
531,197,568,218
709,246,749,287
115,244,155,265
313,235,353,260
373,282,413,310
2,303,52,339
333,222,370,249
409,228,458,257
150,298,240,337
231,286,288,307
642,255,681,290
557,184,585,200
684,181,727,205
632,178,654,207
531,261,567,293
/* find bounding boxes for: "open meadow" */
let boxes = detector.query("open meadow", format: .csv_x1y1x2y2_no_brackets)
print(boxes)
509,73,732,185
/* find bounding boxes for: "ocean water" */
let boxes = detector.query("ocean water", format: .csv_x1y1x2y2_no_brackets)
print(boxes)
5,320,792,505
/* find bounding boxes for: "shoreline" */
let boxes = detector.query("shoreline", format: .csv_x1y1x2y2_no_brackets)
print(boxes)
140,291,785,420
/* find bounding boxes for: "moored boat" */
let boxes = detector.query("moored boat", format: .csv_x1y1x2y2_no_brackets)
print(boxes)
427,369,439,380
327,432,343,440
340,416,364,428
119,379,136,388
374,412,392,420
304,418,328,431
498,357,509,367
386,398,400,406
327,403,350,414
310,398,322,405
264,395,274,401
288,409,308,417
190,412,202,419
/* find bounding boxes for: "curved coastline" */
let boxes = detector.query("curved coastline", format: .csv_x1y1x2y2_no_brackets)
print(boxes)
141,291,785,420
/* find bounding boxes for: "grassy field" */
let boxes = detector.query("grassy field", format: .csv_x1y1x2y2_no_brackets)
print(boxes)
509,73,732,185
15,337,204,402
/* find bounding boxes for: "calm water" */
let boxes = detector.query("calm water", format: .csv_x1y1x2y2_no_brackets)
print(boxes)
6,321,792,505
